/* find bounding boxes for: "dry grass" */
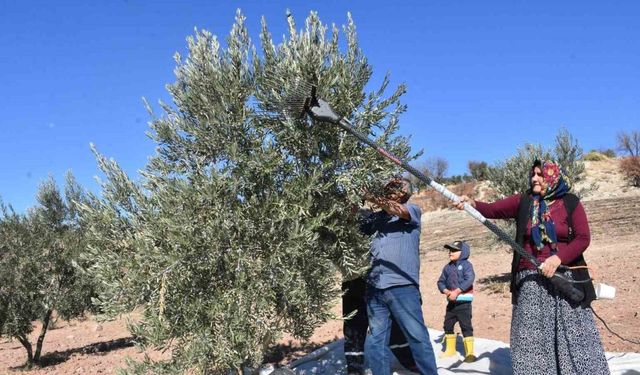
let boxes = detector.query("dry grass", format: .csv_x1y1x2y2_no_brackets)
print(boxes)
477,273,511,296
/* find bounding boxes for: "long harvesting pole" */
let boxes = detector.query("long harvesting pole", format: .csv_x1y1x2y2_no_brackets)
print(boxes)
305,96,585,303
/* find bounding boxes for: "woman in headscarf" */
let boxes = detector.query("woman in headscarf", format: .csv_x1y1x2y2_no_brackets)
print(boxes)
457,159,609,374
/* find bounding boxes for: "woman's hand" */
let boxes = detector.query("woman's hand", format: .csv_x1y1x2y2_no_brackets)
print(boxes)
453,195,475,210
540,255,562,278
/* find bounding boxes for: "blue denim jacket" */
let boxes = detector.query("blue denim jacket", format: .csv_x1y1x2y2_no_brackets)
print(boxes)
360,203,422,289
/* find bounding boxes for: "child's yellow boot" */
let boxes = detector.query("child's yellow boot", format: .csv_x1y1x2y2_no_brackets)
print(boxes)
463,336,476,362
440,333,457,358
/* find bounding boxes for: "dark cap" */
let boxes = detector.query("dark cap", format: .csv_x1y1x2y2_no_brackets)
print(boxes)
444,240,469,253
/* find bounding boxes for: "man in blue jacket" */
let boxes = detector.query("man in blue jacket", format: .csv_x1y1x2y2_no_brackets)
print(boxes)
437,240,476,362
361,178,438,375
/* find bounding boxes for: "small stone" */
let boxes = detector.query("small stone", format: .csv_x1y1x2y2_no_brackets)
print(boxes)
93,324,104,332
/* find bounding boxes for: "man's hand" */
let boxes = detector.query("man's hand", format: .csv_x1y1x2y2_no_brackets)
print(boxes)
349,203,360,216
362,190,409,220
361,187,374,203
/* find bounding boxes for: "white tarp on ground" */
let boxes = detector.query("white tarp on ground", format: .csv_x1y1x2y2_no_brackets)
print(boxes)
289,328,640,374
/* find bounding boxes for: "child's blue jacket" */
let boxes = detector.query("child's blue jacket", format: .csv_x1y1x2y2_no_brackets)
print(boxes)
437,245,475,293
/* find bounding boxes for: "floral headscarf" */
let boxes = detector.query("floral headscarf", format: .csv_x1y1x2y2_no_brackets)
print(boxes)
529,160,572,250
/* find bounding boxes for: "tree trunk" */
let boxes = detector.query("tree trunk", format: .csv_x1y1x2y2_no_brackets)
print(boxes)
33,309,53,363
16,334,33,363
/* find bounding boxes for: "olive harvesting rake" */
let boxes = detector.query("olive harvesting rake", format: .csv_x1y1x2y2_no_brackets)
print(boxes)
267,79,586,303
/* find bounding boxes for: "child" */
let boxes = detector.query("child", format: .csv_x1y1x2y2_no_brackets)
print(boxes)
436,240,476,362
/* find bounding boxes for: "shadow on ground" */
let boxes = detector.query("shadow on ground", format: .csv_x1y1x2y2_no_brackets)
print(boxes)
477,273,511,285
264,338,337,364
10,336,138,369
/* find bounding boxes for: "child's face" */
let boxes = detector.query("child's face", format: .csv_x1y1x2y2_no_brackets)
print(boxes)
449,250,461,261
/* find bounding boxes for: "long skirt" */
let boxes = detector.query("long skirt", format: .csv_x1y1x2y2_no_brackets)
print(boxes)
510,269,610,375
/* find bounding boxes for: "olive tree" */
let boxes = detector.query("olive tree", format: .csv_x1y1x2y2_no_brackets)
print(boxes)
0,174,95,365
484,128,594,247
488,128,592,199
80,10,414,374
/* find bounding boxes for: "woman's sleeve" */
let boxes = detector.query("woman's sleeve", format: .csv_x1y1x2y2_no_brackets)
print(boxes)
556,201,591,264
474,194,521,219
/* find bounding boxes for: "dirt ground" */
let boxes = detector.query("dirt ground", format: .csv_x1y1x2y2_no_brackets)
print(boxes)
0,314,168,374
1,159,639,373
284,236,640,354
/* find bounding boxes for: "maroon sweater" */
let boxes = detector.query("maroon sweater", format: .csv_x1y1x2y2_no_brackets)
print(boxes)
474,194,591,271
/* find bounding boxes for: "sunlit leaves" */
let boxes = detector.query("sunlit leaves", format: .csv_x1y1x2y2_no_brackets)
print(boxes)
84,10,413,374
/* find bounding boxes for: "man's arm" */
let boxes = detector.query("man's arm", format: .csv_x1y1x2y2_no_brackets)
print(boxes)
365,195,410,220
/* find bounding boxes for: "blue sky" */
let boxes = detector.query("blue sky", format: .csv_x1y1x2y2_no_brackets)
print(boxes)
1,1,638,212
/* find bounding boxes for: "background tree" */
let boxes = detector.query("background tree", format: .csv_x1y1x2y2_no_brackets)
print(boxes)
553,127,590,193
617,130,640,157
485,128,593,247
0,174,95,366
404,160,426,190
407,156,449,188
488,128,592,199
80,11,415,374
426,156,449,181
616,131,640,187
468,160,489,181
487,143,550,198
442,174,470,185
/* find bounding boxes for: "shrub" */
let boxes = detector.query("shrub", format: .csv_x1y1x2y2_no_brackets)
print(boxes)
600,148,617,158
620,156,640,187
583,151,609,161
